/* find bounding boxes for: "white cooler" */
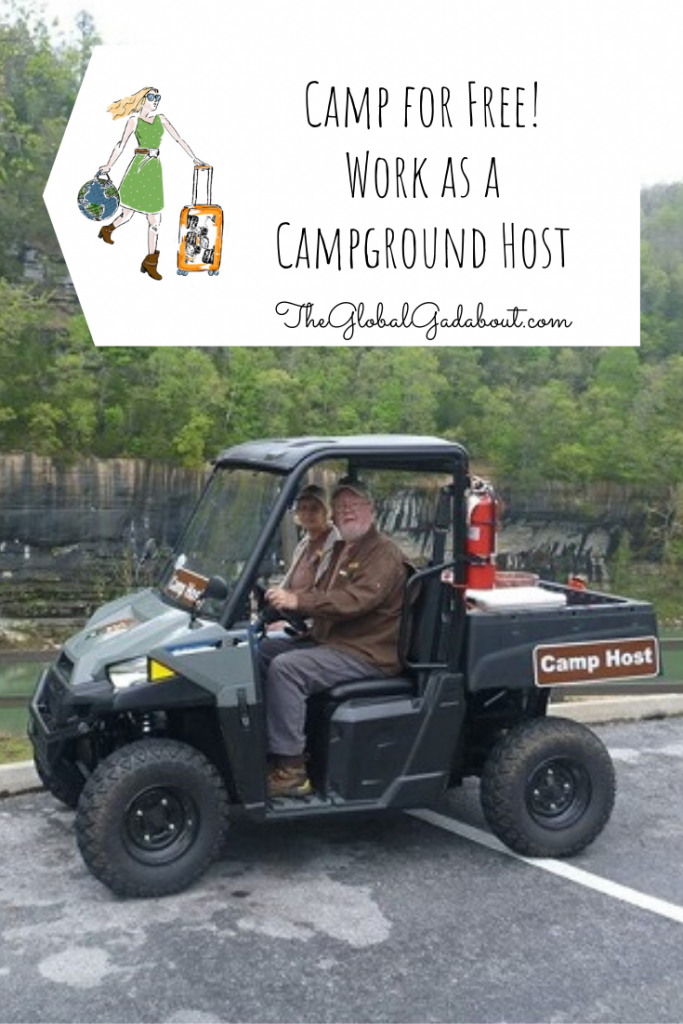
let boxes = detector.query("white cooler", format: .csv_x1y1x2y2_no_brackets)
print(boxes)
466,586,567,613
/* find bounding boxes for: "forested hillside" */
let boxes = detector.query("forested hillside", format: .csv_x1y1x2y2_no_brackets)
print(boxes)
1,338,677,492
1,3,681,493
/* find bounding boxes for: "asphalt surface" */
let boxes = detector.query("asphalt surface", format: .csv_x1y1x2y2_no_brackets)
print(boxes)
1,699,683,1023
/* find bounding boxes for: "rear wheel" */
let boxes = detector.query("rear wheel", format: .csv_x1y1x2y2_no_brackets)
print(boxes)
76,738,229,898
480,717,615,857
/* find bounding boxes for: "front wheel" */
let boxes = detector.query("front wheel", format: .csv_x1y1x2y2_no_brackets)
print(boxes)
76,739,229,898
480,717,616,858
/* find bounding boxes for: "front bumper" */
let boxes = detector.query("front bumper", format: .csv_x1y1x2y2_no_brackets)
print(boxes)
28,656,97,773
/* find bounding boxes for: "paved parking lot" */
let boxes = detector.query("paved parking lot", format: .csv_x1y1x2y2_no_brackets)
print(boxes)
1,717,683,1023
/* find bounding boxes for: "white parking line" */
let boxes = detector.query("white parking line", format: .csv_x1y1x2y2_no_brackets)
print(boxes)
408,809,683,926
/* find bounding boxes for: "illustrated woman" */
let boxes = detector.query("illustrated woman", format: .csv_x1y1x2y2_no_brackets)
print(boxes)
97,87,207,280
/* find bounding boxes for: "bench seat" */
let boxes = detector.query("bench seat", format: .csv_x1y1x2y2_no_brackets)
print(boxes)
315,676,416,702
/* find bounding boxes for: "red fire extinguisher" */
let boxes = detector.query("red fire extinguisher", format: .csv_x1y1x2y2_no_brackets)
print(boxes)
466,478,497,589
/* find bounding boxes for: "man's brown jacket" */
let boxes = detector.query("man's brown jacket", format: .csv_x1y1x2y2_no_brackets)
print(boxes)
295,525,409,675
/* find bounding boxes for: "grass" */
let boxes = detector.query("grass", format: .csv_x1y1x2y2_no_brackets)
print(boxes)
0,733,32,764
610,562,683,628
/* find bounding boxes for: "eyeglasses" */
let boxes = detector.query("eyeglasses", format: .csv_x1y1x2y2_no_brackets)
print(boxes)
146,92,161,102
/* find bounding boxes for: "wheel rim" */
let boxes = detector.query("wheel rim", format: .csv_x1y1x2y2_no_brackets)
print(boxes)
525,757,592,830
123,786,199,865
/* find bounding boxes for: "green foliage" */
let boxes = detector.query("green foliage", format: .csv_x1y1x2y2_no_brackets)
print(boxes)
0,0,100,284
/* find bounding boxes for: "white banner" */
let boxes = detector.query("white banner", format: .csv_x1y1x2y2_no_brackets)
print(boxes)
44,0,643,347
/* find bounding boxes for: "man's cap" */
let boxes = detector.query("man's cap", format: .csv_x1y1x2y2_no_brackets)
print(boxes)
332,477,373,502
295,483,329,509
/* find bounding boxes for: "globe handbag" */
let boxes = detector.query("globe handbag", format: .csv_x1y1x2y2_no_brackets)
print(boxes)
77,171,120,223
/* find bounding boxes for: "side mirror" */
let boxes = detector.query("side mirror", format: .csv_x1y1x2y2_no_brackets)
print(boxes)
202,575,229,603
190,575,229,625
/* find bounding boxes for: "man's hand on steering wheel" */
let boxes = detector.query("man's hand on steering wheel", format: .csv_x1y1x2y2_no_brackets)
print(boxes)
263,585,309,636
265,585,297,611
252,584,309,637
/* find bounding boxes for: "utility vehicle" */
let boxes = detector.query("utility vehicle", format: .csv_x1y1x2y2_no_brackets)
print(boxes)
29,436,660,898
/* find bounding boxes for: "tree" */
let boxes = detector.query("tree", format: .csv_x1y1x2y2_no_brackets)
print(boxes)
0,1,100,285
126,348,228,465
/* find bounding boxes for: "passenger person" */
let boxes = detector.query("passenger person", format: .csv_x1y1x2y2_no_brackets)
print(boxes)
282,485,339,592
261,479,410,798
266,484,339,634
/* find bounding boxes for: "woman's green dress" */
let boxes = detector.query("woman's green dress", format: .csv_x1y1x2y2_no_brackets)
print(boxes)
118,115,165,214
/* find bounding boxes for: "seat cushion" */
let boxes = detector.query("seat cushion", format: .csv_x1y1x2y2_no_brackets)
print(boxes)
314,676,416,702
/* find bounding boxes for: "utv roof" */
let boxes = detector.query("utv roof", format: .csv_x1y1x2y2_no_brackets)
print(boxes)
214,435,468,472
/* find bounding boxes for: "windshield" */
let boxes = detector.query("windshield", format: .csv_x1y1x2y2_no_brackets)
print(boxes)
157,467,285,611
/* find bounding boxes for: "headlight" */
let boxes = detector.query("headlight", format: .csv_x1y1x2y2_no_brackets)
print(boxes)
107,657,148,690
107,656,177,690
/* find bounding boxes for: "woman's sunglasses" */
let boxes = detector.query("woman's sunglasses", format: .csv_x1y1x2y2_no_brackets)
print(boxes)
146,92,161,102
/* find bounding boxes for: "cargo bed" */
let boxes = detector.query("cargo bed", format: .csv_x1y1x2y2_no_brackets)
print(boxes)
465,583,660,692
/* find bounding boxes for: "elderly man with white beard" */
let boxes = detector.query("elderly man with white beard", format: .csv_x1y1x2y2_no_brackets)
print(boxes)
260,478,410,798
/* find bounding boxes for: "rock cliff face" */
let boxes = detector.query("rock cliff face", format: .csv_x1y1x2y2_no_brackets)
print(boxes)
0,455,205,618
493,480,655,586
0,455,663,619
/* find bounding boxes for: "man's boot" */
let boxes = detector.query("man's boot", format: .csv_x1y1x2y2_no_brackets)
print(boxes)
98,223,116,244
141,250,162,280
267,756,312,799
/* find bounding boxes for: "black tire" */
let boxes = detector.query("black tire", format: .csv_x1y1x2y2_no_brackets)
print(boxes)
480,717,616,858
34,757,84,810
75,738,229,898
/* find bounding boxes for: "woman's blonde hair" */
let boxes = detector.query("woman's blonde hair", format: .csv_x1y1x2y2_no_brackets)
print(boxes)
107,87,154,121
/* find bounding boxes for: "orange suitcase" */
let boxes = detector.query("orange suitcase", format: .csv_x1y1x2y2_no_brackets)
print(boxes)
177,165,223,276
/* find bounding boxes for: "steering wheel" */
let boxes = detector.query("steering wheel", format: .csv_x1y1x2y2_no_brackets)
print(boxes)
251,583,309,638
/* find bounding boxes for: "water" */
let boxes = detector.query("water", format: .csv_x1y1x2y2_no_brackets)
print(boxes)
0,662,44,698
0,659,48,737
663,641,683,683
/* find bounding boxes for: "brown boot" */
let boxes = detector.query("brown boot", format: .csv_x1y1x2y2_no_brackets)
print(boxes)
98,223,116,244
141,250,162,280
267,764,312,799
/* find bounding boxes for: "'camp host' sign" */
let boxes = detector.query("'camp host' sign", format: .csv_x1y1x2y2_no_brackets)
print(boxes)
533,637,660,687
